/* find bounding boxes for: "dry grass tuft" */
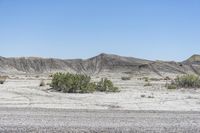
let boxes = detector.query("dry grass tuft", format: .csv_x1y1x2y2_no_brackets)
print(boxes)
39,80,45,87
144,82,152,87
121,77,131,80
0,76,7,84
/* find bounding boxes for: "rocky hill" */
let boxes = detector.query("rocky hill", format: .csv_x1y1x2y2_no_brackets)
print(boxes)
0,53,200,77
183,54,200,63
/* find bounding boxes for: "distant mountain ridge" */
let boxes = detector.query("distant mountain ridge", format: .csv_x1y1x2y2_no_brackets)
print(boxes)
184,54,200,63
0,53,200,76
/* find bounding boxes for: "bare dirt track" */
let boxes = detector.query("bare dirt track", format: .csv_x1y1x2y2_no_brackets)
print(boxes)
0,107,200,133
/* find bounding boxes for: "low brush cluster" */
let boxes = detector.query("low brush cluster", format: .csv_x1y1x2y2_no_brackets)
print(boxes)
51,72,119,93
167,74,200,89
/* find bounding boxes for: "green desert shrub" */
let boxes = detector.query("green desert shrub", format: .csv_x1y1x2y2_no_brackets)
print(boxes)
80,82,96,93
175,74,200,88
166,74,200,89
51,73,118,93
97,78,119,92
51,72,91,93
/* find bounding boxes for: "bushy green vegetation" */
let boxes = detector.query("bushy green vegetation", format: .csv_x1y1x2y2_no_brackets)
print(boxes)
175,74,200,88
51,72,119,93
166,74,200,89
97,78,119,92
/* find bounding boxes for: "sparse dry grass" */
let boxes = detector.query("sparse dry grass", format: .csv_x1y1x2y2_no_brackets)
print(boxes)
49,74,53,78
121,76,131,80
35,75,40,78
144,82,152,87
149,78,161,81
39,80,45,87
167,84,177,89
164,76,171,80
143,77,149,82
0,76,7,84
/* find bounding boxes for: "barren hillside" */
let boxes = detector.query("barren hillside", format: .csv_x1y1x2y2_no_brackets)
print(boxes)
0,53,200,76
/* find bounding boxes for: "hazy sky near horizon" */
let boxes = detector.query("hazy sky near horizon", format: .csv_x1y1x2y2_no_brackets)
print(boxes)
0,0,200,61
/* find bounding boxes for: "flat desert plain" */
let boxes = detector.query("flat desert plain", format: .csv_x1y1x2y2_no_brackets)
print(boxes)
1,75,200,111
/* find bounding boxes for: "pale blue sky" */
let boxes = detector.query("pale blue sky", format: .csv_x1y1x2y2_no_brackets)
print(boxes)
0,0,200,61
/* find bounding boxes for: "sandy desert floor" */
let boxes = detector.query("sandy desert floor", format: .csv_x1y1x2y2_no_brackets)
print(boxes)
0,75,200,111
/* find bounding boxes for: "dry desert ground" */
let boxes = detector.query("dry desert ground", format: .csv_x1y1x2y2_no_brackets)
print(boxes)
1,74,200,111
